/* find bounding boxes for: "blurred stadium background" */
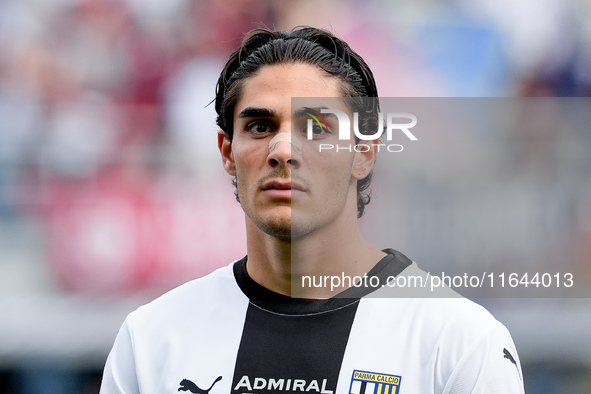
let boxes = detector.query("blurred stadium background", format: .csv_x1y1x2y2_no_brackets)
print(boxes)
0,0,590,392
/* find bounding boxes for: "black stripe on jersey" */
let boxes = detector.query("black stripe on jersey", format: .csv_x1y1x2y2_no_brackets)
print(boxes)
230,295,358,393
230,250,411,394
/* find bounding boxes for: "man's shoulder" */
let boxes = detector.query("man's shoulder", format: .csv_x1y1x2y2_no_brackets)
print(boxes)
127,260,247,325
363,261,506,336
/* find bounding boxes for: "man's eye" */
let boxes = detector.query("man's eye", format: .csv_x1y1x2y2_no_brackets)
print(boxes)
301,123,330,139
312,125,326,135
247,122,273,134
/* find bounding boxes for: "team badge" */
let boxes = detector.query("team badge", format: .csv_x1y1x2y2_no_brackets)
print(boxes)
349,370,401,394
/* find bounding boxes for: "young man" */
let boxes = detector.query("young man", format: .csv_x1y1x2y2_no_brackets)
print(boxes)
101,27,525,393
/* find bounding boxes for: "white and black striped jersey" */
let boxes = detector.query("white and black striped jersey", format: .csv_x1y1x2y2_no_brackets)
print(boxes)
100,249,525,394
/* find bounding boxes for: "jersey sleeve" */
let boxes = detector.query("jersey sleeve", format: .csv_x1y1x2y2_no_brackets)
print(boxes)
444,324,525,394
100,316,140,394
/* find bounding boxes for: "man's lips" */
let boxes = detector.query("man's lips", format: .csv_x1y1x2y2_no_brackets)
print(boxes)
262,180,306,198
262,180,306,192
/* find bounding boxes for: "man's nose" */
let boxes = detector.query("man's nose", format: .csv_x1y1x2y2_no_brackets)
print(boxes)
267,132,302,168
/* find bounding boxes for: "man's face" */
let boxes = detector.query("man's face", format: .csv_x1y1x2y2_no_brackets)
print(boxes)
219,63,375,240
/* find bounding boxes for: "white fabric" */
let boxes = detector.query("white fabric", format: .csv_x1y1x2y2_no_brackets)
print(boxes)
100,265,249,394
100,262,525,394
338,296,524,393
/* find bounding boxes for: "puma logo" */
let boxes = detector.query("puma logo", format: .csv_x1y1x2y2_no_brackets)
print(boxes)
503,348,516,366
503,348,522,381
178,376,222,393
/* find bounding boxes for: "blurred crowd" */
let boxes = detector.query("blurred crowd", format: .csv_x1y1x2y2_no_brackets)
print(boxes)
0,0,590,291
0,0,589,289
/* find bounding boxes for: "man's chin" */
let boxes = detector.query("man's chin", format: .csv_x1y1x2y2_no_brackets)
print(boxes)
256,221,292,241
249,208,315,240
257,221,319,241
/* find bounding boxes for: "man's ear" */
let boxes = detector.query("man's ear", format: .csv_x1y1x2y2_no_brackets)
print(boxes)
351,139,379,180
218,130,236,176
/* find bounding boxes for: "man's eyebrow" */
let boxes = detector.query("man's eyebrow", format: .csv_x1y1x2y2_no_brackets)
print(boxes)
237,107,276,119
294,106,330,118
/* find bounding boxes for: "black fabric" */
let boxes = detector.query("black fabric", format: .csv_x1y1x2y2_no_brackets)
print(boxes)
231,300,358,393
233,248,412,313
229,250,412,393
337,248,412,299
233,255,358,315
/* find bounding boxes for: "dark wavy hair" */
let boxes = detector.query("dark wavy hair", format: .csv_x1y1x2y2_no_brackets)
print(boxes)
215,26,380,218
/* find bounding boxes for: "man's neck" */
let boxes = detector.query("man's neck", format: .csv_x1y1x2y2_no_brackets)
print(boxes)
244,206,385,298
